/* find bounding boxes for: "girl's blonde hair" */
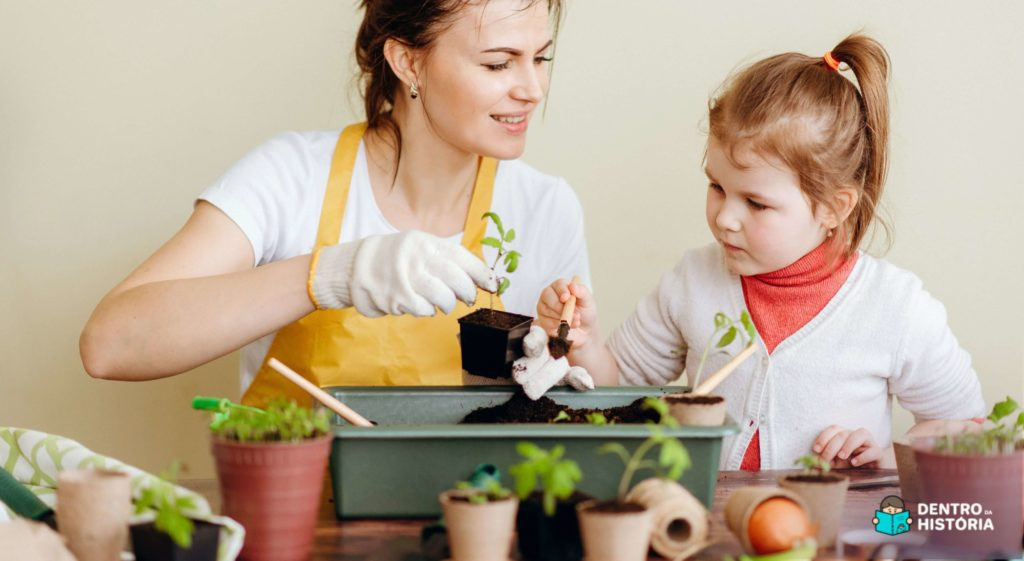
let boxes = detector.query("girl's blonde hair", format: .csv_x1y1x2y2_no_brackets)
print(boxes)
709,34,891,257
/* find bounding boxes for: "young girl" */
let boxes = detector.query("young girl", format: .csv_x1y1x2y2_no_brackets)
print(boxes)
533,34,985,470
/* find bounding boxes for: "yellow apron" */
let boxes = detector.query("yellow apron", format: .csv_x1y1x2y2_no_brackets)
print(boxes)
241,122,504,408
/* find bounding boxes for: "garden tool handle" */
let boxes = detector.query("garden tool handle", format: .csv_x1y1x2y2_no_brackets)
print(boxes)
692,344,757,395
267,358,374,427
0,467,53,522
560,275,582,323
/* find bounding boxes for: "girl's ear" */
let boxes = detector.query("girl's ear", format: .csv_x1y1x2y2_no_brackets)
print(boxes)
822,187,860,229
383,38,421,94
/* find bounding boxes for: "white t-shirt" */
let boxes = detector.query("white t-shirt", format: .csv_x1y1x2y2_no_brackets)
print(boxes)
199,130,591,391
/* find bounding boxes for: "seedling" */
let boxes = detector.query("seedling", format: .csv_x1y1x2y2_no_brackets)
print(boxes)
454,478,512,504
794,454,831,476
934,396,1024,455
550,410,571,423
481,212,521,307
203,398,330,443
133,462,198,548
690,310,757,389
597,398,691,501
508,442,583,516
585,412,609,426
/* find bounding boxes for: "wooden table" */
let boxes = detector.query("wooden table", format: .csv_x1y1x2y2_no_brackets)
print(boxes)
186,469,904,560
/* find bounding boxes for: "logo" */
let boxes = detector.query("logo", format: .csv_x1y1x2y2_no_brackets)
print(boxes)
872,495,913,536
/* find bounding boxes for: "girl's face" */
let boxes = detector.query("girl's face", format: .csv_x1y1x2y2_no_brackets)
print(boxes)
705,137,834,276
417,0,553,160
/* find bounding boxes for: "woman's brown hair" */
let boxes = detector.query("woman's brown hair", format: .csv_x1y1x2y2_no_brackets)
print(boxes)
355,0,562,159
708,34,892,256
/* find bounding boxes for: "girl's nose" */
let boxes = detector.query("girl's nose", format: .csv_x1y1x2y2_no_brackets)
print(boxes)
715,204,741,232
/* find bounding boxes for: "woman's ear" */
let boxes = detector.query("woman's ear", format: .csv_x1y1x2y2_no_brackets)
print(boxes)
821,187,860,229
383,38,420,94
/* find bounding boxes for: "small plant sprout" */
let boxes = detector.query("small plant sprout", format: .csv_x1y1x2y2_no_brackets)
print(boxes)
597,399,691,501
691,310,757,389
481,212,521,306
454,478,512,504
134,462,198,548
935,396,1024,455
585,412,609,426
206,399,330,443
508,442,583,517
794,454,832,475
550,410,571,423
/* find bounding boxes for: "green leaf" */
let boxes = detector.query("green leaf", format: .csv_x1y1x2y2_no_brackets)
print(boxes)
740,310,756,342
504,228,516,242
551,411,570,423
508,463,536,500
482,237,502,249
516,441,543,460
1016,411,1024,430
496,277,510,296
597,442,631,465
642,397,668,420
988,396,1019,423
659,438,691,480
482,212,505,237
585,412,608,425
714,312,727,329
716,327,737,348
504,251,521,274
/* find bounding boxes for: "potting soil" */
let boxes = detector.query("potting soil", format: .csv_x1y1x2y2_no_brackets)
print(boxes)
460,391,660,424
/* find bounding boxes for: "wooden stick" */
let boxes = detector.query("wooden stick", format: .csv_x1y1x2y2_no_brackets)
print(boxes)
691,344,757,396
560,275,582,323
267,357,374,427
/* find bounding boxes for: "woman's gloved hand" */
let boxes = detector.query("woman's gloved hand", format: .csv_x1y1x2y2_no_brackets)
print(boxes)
311,231,497,317
513,325,594,400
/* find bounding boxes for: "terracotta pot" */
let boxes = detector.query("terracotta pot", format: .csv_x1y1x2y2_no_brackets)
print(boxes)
130,519,220,561
664,393,727,426
212,434,332,561
778,473,848,548
516,491,589,561
439,490,518,561
724,486,810,554
458,309,533,378
913,442,1023,556
576,500,653,561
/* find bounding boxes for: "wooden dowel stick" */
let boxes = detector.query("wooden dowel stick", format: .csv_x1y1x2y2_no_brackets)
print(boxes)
692,344,757,396
267,357,374,427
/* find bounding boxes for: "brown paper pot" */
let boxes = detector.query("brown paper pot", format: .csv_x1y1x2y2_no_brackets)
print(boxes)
576,500,653,561
212,435,332,561
664,394,727,426
778,474,848,548
625,478,709,559
892,438,921,505
724,486,810,554
56,468,131,561
439,491,518,561
914,444,1024,555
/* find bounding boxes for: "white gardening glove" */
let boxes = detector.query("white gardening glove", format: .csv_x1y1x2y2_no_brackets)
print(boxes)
311,231,497,317
513,325,594,400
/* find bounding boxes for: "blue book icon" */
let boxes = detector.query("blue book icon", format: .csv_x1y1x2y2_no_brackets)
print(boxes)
875,510,910,535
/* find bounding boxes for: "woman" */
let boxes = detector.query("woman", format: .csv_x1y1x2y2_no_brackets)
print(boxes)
79,0,589,406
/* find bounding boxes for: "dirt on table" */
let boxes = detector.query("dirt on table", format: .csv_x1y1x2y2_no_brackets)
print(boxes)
460,390,660,424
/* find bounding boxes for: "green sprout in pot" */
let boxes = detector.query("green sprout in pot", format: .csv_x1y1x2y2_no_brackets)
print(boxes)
550,410,571,424
689,310,757,389
794,454,831,476
453,478,513,504
585,412,609,426
597,398,691,501
508,442,582,516
134,462,198,548
206,398,330,442
934,396,1024,455
481,211,521,308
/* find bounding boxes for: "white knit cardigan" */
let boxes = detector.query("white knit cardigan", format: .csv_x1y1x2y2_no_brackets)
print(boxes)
608,243,986,469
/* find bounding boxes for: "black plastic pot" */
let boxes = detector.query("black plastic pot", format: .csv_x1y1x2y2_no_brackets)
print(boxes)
516,491,590,561
458,309,533,378
130,519,220,561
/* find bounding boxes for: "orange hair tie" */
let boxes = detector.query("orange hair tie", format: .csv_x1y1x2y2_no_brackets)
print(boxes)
823,51,841,72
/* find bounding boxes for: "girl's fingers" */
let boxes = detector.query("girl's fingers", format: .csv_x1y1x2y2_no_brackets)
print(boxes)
819,431,850,463
813,425,845,454
850,444,883,467
837,428,872,460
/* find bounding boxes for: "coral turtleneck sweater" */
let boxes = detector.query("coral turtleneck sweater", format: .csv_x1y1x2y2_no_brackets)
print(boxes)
738,242,858,471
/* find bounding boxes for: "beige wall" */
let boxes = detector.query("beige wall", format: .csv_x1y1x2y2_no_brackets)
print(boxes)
2,1,1021,478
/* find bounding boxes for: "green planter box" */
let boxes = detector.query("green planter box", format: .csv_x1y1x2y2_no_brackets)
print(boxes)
325,386,738,518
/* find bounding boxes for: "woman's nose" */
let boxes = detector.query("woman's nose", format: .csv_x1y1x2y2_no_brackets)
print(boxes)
511,64,545,103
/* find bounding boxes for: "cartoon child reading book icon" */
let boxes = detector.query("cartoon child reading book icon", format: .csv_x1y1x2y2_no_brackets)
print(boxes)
873,495,913,536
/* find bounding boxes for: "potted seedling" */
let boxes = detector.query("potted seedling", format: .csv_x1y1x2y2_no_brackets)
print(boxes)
197,397,331,561
777,455,848,548
130,463,220,561
724,486,815,556
458,212,533,378
580,398,689,561
508,442,587,561
438,478,518,561
912,396,1024,555
665,311,757,426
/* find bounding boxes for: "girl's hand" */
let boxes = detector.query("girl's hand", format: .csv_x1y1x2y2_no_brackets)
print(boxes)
812,425,885,469
535,278,598,351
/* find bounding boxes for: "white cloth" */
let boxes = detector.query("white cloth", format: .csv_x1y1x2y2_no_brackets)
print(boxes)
607,243,986,470
513,326,595,399
199,131,590,392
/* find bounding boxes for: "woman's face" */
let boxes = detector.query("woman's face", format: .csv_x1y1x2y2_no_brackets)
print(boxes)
417,0,553,160
704,137,833,276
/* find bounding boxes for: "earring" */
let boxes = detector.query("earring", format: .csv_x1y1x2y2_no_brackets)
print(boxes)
826,228,835,238
410,82,419,99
